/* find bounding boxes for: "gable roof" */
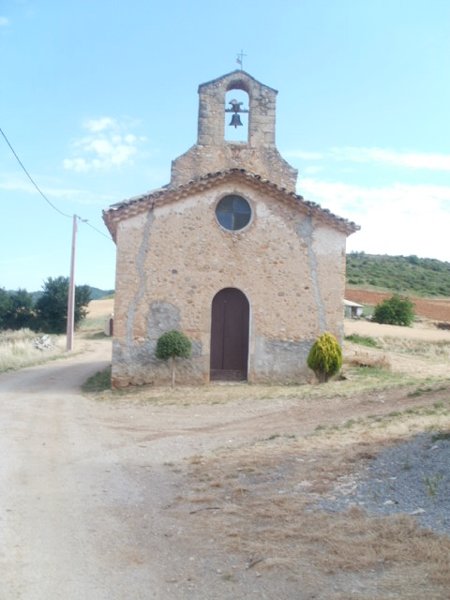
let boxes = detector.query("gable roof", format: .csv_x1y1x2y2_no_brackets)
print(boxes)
103,168,360,242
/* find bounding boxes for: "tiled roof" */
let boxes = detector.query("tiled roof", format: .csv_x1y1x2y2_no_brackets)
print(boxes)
102,168,360,242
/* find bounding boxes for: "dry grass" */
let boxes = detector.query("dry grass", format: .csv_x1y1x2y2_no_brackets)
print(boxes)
86,298,114,318
78,307,450,597
92,363,430,406
92,333,450,405
172,403,450,599
345,349,391,370
78,298,114,339
378,336,450,359
0,329,66,372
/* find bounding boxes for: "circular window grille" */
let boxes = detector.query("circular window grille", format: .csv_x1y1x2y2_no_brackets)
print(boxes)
215,195,251,231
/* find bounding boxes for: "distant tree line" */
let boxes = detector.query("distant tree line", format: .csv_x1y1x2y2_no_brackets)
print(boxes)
0,276,91,333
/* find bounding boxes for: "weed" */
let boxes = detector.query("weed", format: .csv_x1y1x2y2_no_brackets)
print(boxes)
0,329,66,372
408,387,430,398
82,367,111,392
431,431,450,442
433,401,445,409
345,334,379,348
423,474,443,497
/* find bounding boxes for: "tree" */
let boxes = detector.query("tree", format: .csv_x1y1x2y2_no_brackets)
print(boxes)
0,288,12,330
155,330,192,387
0,288,35,331
6,289,35,330
307,332,342,383
35,276,91,333
372,294,414,327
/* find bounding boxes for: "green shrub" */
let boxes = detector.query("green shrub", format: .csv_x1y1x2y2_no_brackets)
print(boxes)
345,334,379,348
307,332,342,383
82,367,112,392
156,330,192,386
372,294,414,326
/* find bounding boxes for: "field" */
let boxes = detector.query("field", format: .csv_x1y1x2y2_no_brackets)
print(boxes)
346,288,450,322
86,298,114,318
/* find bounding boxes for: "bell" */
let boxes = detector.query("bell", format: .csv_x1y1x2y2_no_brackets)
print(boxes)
229,113,243,128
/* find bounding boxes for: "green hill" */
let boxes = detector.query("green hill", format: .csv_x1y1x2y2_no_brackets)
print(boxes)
88,287,114,300
346,253,450,297
30,286,113,303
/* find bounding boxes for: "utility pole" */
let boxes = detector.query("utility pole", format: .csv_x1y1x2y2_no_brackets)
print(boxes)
66,215,77,351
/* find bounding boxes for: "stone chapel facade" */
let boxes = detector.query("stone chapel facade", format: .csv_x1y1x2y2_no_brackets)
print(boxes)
103,70,358,387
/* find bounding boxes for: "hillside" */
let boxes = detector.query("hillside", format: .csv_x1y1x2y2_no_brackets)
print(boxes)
88,287,114,301
346,253,450,297
29,286,113,303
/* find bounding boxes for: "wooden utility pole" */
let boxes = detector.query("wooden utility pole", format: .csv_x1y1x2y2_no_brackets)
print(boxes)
66,215,77,351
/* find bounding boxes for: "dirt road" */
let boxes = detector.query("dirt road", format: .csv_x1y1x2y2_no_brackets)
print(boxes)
1,339,218,600
2,337,449,599
0,339,309,599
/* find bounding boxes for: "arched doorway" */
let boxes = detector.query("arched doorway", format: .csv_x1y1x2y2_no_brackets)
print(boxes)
210,288,249,381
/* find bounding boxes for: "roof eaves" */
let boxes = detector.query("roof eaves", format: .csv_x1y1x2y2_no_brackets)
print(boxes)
103,169,360,241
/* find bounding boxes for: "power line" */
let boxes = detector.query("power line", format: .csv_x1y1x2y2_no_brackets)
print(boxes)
0,125,113,242
0,126,72,219
83,219,111,240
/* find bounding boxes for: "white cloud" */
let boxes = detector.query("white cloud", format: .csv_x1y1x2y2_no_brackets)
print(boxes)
0,176,34,194
0,172,114,205
302,165,323,175
330,146,450,172
0,16,10,27
84,117,117,133
289,145,450,172
299,178,450,261
63,117,146,172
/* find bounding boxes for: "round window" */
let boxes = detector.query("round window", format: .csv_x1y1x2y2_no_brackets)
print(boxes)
215,195,251,231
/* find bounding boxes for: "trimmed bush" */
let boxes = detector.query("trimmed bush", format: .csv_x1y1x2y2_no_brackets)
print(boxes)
156,330,192,386
307,332,342,383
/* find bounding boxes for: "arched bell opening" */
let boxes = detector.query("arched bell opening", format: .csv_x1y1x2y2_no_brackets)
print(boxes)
210,288,250,381
224,89,249,143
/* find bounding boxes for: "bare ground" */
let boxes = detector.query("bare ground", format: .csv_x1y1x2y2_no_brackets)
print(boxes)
345,288,450,322
1,314,450,599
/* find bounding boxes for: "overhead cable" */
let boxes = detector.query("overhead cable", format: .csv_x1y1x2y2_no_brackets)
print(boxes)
0,126,112,242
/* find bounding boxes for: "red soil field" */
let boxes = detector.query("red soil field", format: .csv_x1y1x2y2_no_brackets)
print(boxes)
345,288,450,322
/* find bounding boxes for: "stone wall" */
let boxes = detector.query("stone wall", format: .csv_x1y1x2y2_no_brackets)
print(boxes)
111,178,347,387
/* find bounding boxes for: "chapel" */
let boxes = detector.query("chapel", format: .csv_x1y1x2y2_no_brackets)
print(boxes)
103,70,358,386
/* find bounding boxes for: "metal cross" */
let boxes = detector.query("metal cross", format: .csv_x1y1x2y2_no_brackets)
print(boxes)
236,50,247,70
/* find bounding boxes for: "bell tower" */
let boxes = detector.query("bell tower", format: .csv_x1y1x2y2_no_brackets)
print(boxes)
170,70,298,192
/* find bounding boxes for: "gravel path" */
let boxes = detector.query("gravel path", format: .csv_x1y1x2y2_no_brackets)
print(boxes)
319,432,450,535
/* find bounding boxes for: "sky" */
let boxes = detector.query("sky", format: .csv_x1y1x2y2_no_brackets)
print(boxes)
1,0,450,292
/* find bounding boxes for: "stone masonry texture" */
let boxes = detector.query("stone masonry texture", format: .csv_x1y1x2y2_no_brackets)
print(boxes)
171,70,298,191
103,70,358,386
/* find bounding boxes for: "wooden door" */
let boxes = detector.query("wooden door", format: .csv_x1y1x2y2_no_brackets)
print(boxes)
210,288,249,381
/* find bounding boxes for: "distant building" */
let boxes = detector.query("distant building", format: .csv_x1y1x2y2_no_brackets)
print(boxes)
344,299,364,319
103,70,359,386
